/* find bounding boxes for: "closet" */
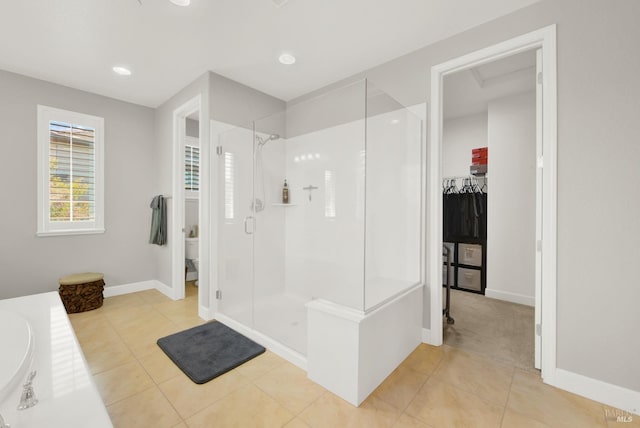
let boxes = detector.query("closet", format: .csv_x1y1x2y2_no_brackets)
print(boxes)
443,176,487,294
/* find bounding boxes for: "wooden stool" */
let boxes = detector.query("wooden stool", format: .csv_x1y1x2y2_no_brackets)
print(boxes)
58,272,105,314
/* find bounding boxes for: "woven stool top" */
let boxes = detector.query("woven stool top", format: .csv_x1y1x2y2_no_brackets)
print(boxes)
59,272,104,285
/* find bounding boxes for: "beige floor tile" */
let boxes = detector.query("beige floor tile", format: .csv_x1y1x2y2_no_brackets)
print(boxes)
444,289,535,370
159,369,251,419
254,363,326,414
106,386,181,428
284,418,312,428
120,323,182,358
134,289,174,305
174,316,207,330
74,321,123,350
93,360,155,405
102,293,148,310
69,309,110,334
136,346,183,384
107,305,171,332
405,378,503,428
392,413,434,428
373,365,429,412
507,369,608,428
400,344,445,376
299,392,400,428
185,384,294,428
172,424,187,428
184,281,198,297
432,347,514,406
501,409,552,427
84,338,136,375
235,351,287,380
604,406,640,427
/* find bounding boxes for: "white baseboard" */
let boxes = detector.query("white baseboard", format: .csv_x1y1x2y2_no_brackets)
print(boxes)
103,280,157,297
215,312,307,371
422,328,433,344
485,288,535,307
199,304,214,321
548,368,639,416
103,280,175,300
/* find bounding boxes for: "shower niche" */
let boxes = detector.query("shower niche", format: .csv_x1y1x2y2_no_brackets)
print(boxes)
215,79,424,405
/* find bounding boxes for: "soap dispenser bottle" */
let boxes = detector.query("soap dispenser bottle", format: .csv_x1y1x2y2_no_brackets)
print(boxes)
282,179,289,204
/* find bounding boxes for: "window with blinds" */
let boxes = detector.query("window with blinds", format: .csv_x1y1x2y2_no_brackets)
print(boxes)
185,145,200,191
49,122,96,222
37,106,104,236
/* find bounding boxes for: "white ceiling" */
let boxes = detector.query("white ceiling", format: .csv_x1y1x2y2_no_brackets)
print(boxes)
0,0,540,108
444,50,537,120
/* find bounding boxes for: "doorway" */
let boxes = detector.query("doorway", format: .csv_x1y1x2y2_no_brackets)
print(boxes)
171,95,208,319
428,25,557,378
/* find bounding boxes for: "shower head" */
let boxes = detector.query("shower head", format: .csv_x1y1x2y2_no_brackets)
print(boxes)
256,134,280,147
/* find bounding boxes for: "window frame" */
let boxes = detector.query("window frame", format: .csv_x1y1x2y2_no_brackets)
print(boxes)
37,105,105,236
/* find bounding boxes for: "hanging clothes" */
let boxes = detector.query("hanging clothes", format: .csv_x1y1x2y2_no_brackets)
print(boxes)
149,195,167,246
442,178,487,242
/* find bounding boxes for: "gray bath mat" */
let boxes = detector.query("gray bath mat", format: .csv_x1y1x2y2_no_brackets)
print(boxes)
157,321,265,384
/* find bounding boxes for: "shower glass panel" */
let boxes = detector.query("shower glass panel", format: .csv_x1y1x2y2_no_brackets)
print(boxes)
215,79,423,356
272,80,367,311
364,81,423,310
217,125,255,327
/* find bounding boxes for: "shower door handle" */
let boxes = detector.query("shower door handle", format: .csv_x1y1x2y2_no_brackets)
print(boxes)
244,216,255,235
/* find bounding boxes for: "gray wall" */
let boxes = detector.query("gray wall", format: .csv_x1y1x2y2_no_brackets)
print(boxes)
0,69,156,298
186,118,199,138
153,72,210,292
152,71,284,309
287,0,640,392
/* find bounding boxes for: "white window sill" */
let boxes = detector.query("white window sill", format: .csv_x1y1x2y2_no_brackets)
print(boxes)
36,228,105,237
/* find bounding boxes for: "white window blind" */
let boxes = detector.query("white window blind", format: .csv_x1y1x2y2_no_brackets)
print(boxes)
185,145,200,191
37,105,104,236
49,122,96,222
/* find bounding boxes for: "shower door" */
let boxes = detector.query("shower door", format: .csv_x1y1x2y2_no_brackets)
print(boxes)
217,126,255,327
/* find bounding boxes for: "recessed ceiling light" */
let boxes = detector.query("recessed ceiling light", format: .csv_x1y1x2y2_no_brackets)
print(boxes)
170,0,191,6
112,66,132,76
278,53,296,65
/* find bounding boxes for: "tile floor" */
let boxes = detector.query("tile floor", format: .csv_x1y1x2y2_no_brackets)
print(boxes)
68,284,634,428
443,289,535,369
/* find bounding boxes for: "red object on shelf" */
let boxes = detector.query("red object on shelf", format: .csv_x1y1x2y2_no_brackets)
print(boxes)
471,147,488,166
472,147,488,158
472,158,488,166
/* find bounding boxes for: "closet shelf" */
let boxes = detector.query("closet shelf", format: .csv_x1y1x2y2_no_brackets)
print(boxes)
271,203,298,207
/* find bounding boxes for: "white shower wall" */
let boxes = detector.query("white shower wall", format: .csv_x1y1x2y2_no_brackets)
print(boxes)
283,120,366,309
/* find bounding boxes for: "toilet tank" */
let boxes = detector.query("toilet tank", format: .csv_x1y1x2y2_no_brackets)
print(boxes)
185,238,199,260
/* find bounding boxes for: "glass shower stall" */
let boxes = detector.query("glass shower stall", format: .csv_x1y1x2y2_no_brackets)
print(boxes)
216,79,423,361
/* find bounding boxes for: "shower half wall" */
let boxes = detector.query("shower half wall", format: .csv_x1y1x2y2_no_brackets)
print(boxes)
215,79,423,404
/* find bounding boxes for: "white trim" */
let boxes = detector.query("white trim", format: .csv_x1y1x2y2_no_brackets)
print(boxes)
36,228,105,237
428,26,557,380
214,312,307,371
36,105,105,236
421,328,432,344
485,289,535,307
198,304,215,321
171,96,203,304
103,279,174,299
550,369,640,416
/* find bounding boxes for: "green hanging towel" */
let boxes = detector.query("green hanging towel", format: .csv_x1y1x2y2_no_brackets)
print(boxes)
149,195,167,246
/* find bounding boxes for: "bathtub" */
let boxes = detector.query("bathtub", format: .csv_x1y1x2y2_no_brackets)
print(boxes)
0,292,111,427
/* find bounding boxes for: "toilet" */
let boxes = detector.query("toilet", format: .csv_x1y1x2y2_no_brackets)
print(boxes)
185,237,199,284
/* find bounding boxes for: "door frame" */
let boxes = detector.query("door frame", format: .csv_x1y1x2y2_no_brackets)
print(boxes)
428,25,557,379
171,95,210,318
